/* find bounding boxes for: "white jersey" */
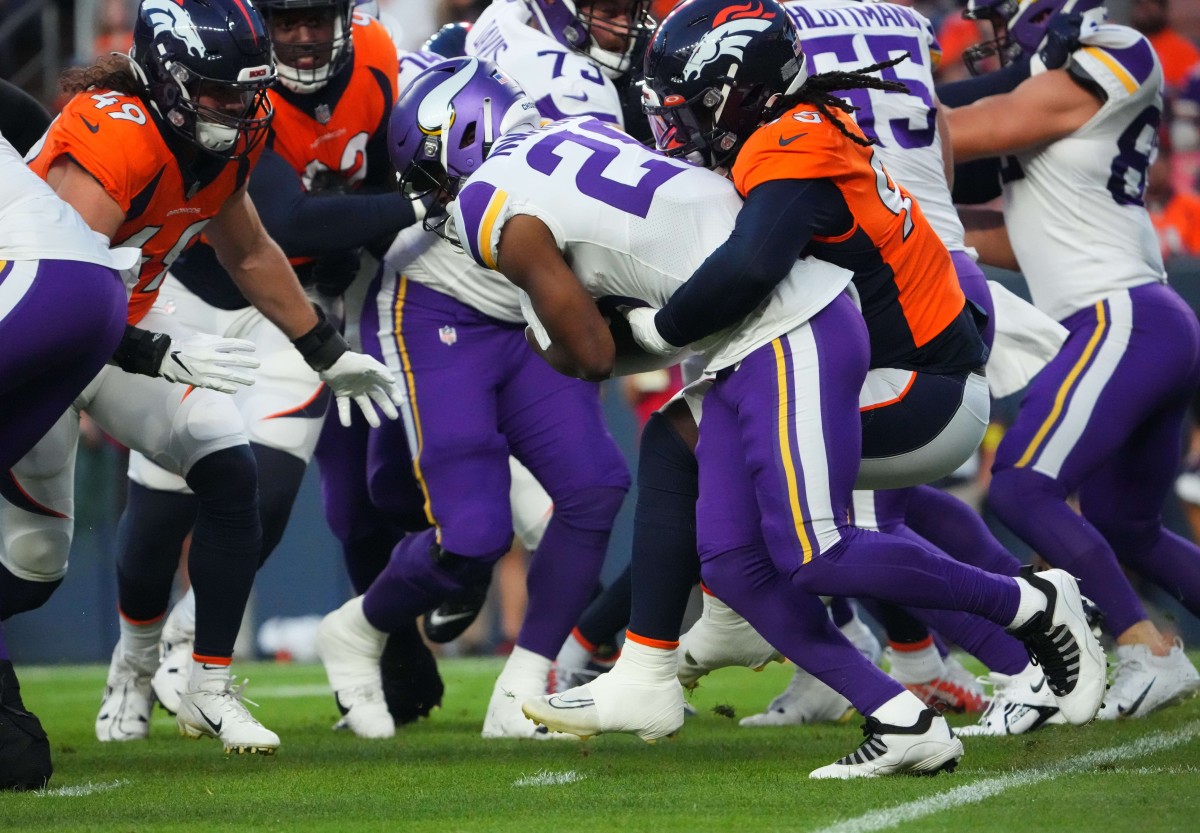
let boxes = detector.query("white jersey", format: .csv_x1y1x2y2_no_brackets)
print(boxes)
0,133,138,270
785,0,964,252
466,0,624,127
1004,24,1166,321
451,117,853,372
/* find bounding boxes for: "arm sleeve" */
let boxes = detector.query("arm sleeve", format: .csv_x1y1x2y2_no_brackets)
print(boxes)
0,79,51,156
936,56,1033,107
248,146,416,257
654,178,847,347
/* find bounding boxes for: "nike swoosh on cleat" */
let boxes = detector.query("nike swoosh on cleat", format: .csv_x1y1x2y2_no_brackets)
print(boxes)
1031,677,1046,693
547,695,595,709
778,132,808,146
1118,680,1154,716
427,609,477,628
79,115,100,134
196,707,223,734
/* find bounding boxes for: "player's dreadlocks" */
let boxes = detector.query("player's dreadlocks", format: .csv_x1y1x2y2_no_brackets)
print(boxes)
779,54,911,147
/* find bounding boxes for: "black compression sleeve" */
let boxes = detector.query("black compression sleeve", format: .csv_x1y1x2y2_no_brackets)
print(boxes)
654,178,845,347
0,79,51,156
936,56,1032,108
248,147,416,258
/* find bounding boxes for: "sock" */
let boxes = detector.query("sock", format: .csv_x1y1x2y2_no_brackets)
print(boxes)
497,644,553,685
555,629,593,671
870,690,929,726
189,656,231,692
575,565,631,649
616,633,679,683
1008,577,1049,630
164,588,197,644
885,637,944,684
118,612,164,671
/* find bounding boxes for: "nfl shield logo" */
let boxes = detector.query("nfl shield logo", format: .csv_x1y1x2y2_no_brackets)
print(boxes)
439,325,458,346
315,104,332,124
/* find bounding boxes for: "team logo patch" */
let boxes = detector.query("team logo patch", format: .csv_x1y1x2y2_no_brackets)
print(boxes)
439,325,458,346
315,104,332,125
142,0,207,59
682,2,776,82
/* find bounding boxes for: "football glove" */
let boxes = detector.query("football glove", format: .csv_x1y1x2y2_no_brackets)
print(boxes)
623,306,678,356
319,351,406,428
157,333,260,394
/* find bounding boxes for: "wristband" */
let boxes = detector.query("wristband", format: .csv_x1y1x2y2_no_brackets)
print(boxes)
111,325,171,377
292,304,350,372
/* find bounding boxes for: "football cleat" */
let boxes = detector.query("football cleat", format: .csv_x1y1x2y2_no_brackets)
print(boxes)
482,661,577,740
957,662,1065,736
676,595,783,689
896,653,990,715
1096,639,1200,720
380,624,444,725
809,707,963,779
0,660,53,791
95,642,155,742
150,639,192,716
176,675,280,754
522,664,686,742
317,598,394,739
1007,569,1106,725
739,666,855,727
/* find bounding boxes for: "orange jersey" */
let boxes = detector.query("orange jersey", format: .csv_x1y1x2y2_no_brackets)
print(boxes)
267,14,399,195
28,90,260,325
733,105,970,371
1152,191,1200,257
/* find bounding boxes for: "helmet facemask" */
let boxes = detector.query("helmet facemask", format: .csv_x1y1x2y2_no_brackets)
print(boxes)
258,0,355,93
526,0,655,80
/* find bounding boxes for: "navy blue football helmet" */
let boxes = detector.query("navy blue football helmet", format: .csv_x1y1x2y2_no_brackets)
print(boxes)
253,0,356,93
642,0,808,168
131,0,275,159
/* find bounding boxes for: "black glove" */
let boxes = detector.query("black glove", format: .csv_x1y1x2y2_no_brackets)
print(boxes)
1039,12,1085,71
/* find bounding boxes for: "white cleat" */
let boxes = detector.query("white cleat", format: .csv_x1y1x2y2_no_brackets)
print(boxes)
1096,639,1200,720
1007,569,1107,725
95,643,155,742
151,639,192,716
483,673,576,740
957,662,1065,737
522,664,686,742
176,675,280,754
316,598,394,739
809,707,963,779
739,666,855,727
676,595,783,689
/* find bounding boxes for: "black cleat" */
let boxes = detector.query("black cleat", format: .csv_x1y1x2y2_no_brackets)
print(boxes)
0,660,52,791
381,621,444,724
422,581,490,644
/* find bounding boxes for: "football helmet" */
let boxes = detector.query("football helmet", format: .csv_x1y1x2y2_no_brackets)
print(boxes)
254,0,355,93
524,0,656,79
963,0,1106,75
388,57,540,202
130,0,275,159
424,21,472,58
642,0,808,169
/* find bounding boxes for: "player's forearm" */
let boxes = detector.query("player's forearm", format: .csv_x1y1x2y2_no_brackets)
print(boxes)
224,238,319,339
960,208,1020,272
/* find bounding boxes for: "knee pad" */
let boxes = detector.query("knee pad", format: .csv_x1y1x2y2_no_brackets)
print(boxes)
168,389,250,476
0,516,72,586
127,450,190,493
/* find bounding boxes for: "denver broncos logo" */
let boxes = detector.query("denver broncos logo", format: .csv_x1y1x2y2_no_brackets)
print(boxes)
142,0,207,59
682,2,776,81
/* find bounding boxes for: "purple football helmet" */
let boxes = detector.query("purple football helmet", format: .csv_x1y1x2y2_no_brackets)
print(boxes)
388,57,540,203
963,0,1106,75
524,0,655,79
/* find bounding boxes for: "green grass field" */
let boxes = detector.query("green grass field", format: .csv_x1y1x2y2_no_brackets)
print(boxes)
3,656,1198,833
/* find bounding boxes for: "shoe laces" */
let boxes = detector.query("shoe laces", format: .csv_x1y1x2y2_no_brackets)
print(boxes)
1016,613,1080,698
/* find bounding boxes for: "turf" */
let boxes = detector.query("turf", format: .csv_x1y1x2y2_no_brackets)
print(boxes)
3,657,1198,832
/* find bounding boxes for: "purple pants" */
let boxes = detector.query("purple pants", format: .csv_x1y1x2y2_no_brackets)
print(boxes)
991,281,1200,636
0,259,126,472
362,280,629,657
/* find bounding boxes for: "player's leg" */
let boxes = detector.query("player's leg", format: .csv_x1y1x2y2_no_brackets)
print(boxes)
482,347,629,738
0,621,52,791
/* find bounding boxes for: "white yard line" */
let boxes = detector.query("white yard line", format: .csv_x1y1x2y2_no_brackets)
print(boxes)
814,721,1200,833
512,769,587,787
35,779,129,798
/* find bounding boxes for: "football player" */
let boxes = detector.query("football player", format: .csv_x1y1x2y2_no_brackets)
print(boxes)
0,131,141,791
391,52,1104,777
6,0,401,755
943,0,1200,719
111,0,437,732
316,0,652,740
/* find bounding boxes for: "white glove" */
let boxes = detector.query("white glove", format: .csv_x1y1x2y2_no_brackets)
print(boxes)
623,307,678,356
157,333,260,394
319,350,406,428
